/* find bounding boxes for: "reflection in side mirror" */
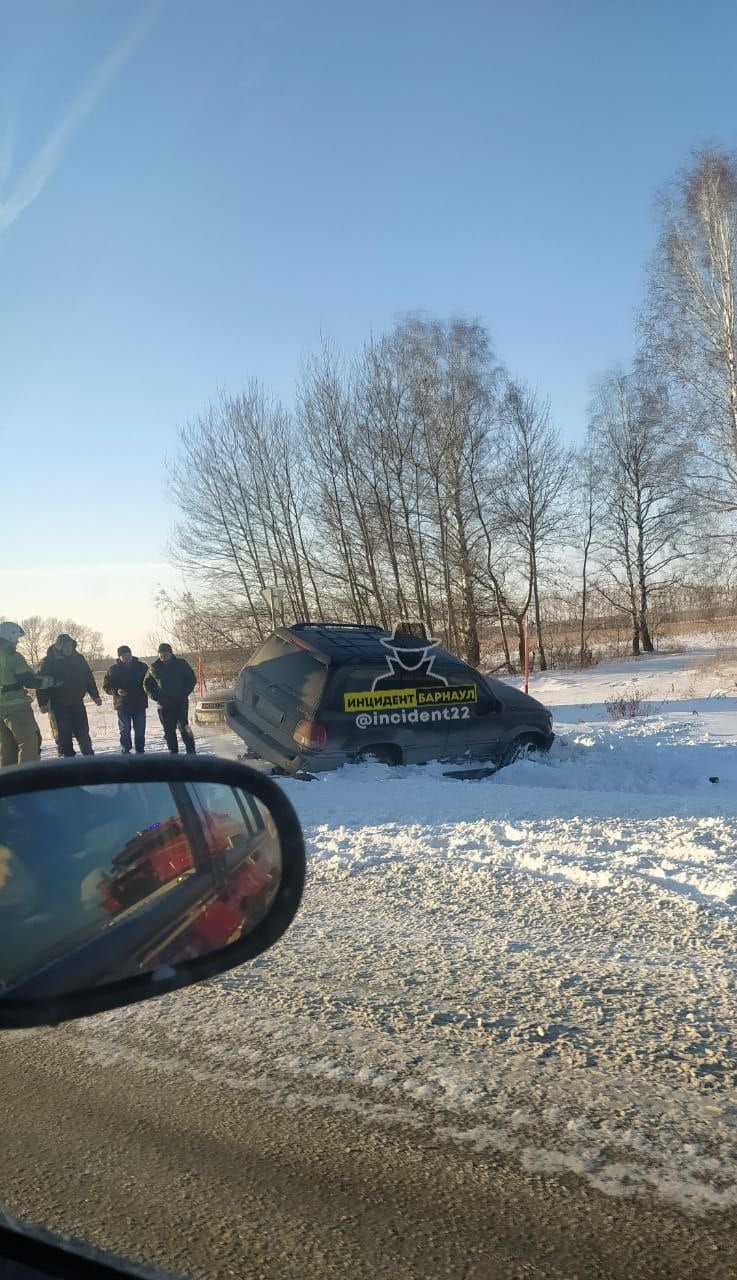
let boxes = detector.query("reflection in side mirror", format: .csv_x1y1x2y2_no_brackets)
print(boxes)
0,758,306,1026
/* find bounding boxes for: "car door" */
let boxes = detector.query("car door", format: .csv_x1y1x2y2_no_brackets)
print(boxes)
331,661,461,764
433,661,503,762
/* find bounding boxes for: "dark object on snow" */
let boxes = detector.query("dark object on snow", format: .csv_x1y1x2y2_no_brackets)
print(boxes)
443,765,500,781
709,776,719,784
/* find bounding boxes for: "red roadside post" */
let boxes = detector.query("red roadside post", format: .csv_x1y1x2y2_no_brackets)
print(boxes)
197,652,205,697
524,614,530,696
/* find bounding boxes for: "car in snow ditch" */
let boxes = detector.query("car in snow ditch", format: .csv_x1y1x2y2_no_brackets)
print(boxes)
225,622,554,776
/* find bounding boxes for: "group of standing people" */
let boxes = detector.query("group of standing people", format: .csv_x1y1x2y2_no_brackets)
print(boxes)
0,623,198,768
104,642,197,757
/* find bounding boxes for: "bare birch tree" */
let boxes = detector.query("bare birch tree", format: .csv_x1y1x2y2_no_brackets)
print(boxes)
588,367,690,655
490,382,572,670
165,316,581,670
397,315,501,664
298,318,502,663
298,342,390,625
642,146,737,526
575,446,604,666
12,617,106,665
18,616,45,668
169,386,321,642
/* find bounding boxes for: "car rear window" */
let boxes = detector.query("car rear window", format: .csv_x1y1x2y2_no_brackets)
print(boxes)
247,635,328,709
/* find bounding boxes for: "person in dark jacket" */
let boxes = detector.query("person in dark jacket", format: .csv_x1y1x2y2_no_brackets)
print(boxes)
103,646,149,754
144,644,197,754
37,634,102,757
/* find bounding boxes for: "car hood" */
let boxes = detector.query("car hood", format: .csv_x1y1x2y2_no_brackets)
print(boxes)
487,678,551,720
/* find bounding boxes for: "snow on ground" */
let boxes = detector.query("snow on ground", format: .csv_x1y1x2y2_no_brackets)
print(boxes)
36,644,737,1213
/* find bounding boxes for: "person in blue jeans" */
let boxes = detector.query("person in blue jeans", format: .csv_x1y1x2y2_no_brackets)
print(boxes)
103,646,148,754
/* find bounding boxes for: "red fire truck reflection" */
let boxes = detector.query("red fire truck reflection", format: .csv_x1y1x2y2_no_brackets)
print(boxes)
97,807,279,972
143,832,278,969
100,815,195,916
199,808,249,857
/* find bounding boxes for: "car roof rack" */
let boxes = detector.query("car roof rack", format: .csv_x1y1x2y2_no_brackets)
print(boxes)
283,621,395,663
290,622,386,632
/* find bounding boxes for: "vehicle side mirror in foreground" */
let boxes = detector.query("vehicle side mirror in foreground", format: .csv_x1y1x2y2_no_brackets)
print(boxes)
0,756,306,1028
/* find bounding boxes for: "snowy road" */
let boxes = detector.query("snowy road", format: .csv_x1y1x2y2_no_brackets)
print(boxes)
2,1026,736,1280
6,645,737,1271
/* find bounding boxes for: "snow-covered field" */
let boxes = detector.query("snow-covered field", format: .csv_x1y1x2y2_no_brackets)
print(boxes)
38,645,737,1214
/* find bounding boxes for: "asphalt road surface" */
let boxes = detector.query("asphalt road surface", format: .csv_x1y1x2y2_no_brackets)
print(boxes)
1,1029,736,1280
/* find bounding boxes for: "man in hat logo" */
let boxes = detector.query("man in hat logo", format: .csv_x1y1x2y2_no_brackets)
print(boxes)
371,625,449,691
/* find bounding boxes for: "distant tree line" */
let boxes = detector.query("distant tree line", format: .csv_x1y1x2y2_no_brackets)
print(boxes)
165,144,737,671
1,617,106,667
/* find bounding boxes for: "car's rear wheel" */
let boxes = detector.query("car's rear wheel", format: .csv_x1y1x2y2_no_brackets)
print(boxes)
356,745,403,767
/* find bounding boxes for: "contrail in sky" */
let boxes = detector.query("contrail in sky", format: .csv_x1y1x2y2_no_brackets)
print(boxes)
0,3,160,237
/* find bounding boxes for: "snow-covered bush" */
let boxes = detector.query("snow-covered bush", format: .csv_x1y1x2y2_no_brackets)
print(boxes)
605,687,644,719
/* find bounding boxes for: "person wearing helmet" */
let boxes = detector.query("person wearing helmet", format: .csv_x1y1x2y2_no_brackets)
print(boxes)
0,623,55,768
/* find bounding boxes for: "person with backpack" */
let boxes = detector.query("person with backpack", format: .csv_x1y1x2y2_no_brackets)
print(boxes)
37,633,102,757
144,643,197,754
103,646,149,754
0,622,56,767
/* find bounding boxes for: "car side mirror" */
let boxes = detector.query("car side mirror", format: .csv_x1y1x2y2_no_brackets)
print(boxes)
0,756,306,1028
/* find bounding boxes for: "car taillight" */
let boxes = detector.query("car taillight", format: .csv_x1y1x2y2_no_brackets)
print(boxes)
293,719,327,751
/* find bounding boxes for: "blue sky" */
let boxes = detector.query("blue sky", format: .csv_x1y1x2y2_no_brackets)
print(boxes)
2,0,737,653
